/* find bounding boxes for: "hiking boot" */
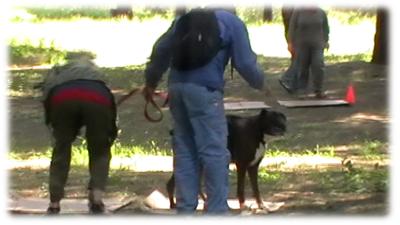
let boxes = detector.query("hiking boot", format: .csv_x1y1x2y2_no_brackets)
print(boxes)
88,201,105,214
46,206,60,214
46,201,60,214
88,189,105,214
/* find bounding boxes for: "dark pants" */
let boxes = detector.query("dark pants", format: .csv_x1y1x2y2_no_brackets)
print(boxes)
45,80,117,202
296,44,325,93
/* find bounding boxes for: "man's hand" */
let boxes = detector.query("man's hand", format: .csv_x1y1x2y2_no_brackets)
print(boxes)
324,42,330,50
142,86,155,102
288,42,295,56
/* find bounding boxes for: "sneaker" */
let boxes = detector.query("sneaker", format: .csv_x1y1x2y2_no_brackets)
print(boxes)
279,79,294,94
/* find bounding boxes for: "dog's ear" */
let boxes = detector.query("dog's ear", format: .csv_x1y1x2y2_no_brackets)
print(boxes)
260,108,271,120
260,108,268,117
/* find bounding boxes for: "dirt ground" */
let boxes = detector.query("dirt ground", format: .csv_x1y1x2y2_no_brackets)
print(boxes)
8,57,389,215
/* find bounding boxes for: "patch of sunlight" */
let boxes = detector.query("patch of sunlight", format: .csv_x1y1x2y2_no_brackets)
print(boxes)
8,90,31,97
8,156,174,171
327,20,375,55
260,155,342,168
248,21,375,59
7,19,172,67
110,156,173,172
334,113,389,124
223,96,249,102
9,155,342,171
8,19,375,68
7,158,50,170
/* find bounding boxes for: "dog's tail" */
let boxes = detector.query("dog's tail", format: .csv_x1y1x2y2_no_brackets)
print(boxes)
249,142,267,166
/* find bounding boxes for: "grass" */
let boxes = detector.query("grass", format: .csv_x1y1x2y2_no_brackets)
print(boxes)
9,138,171,160
8,38,67,66
325,53,372,64
8,140,386,168
358,140,388,160
9,146,388,199
310,166,388,193
255,166,388,194
8,51,371,96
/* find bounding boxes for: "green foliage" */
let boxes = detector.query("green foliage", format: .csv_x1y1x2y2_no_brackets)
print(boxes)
325,53,372,64
8,38,67,66
24,7,113,21
258,169,283,183
232,7,375,26
10,6,376,26
236,7,264,25
11,6,175,22
130,7,173,21
328,7,375,25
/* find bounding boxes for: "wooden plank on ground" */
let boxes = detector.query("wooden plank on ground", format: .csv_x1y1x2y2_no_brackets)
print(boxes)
224,101,270,111
278,99,349,108
144,189,284,213
8,197,125,214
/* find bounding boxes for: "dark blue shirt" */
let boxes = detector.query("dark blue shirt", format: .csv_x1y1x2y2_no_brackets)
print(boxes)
145,9,265,92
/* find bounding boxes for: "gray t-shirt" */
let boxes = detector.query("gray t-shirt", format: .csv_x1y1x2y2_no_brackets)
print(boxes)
41,59,106,100
288,7,329,48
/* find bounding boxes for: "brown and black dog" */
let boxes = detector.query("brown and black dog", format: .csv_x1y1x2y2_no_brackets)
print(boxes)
166,109,287,209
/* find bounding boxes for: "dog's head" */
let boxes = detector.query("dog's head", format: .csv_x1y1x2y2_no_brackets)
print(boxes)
259,109,287,136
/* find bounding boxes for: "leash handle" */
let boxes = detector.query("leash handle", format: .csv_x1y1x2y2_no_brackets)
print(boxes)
144,97,164,122
116,86,167,122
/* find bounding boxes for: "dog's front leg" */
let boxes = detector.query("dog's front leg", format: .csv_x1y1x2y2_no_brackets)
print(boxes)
166,175,176,209
236,164,247,209
247,164,265,209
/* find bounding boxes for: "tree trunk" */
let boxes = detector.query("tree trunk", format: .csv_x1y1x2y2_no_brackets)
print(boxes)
371,8,388,65
263,6,273,22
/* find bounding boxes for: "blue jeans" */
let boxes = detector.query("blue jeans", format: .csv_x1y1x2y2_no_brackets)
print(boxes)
281,57,300,91
168,83,231,214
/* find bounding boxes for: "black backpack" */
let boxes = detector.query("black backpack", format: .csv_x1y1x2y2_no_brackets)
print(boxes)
171,8,222,71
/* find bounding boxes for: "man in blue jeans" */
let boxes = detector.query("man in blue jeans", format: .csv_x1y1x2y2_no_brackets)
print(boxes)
143,8,265,213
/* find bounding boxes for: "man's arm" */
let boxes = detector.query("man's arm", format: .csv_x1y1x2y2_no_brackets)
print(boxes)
287,9,298,54
228,15,265,90
144,22,175,89
322,10,330,44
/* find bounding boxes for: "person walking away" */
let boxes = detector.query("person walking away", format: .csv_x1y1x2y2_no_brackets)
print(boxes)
279,5,300,94
287,6,330,98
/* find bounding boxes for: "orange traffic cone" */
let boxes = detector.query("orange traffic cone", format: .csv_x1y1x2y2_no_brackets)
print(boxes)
345,84,356,105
